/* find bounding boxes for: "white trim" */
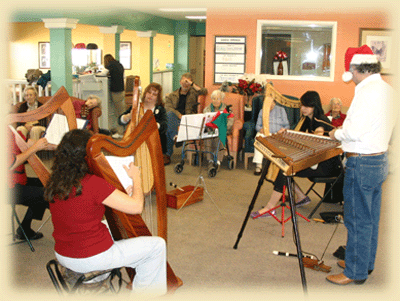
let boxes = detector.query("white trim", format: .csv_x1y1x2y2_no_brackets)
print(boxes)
350,54,378,65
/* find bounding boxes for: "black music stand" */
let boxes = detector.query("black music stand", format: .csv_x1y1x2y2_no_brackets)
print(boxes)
233,163,308,293
176,113,222,215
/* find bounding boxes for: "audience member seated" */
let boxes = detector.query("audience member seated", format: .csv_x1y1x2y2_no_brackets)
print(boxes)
72,95,102,134
118,83,169,165
251,91,342,219
203,90,234,162
16,86,48,141
44,129,167,297
252,99,290,175
8,127,55,240
164,73,207,165
325,97,346,127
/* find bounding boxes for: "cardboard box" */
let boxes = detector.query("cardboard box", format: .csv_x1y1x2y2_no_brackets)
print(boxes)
166,185,204,209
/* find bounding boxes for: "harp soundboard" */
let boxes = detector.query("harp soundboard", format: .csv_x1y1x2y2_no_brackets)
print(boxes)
254,130,343,175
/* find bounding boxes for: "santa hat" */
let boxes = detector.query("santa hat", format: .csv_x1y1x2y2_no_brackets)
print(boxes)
342,45,378,82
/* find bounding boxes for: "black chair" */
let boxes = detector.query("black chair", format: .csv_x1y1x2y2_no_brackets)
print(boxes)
306,165,345,219
46,259,124,295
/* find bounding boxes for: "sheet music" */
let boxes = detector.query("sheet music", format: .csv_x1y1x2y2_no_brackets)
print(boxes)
105,155,134,190
45,113,89,145
176,112,219,142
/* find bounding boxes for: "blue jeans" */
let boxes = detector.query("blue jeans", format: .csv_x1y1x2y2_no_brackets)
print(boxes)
166,111,180,157
343,153,388,280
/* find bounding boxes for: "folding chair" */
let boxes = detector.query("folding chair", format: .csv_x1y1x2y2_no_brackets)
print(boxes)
306,168,345,219
11,204,35,252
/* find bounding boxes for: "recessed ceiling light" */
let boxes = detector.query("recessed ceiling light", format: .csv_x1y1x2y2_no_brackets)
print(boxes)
159,8,207,12
185,16,207,20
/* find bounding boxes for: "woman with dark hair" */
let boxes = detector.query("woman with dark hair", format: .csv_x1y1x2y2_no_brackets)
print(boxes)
44,129,167,297
118,82,169,164
251,91,342,219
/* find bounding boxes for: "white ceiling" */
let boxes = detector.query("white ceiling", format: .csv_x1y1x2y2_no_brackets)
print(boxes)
138,7,207,22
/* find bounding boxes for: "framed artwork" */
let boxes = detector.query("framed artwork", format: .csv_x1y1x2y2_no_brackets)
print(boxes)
359,28,393,75
120,41,132,70
38,42,50,69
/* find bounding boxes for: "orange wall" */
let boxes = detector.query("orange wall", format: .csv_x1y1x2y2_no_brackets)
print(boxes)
205,9,392,107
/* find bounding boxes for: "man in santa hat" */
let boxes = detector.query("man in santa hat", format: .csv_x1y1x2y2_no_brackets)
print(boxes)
327,45,396,285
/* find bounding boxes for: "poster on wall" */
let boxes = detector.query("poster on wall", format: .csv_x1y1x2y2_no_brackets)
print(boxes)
214,36,246,84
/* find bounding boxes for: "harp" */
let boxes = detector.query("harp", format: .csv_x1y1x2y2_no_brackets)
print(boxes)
6,86,78,185
260,83,303,181
85,78,182,292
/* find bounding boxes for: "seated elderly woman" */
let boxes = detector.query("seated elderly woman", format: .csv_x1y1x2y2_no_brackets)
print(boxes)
325,97,346,128
203,89,234,162
16,86,48,141
73,95,102,134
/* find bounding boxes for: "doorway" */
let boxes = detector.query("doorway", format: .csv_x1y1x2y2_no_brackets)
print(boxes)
189,36,205,87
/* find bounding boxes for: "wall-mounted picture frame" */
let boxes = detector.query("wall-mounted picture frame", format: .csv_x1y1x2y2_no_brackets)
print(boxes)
38,42,50,69
359,28,393,75
120,41,132,70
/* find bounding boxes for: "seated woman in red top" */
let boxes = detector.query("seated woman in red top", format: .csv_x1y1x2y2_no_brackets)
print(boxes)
44,129,167,297
325,97,346,127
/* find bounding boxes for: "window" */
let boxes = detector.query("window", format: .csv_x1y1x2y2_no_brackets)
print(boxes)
256,20,337,81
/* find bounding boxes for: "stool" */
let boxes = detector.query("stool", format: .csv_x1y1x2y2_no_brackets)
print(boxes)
46,259,123,295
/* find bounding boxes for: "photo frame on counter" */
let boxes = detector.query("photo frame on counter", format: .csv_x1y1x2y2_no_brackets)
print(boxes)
359,28,393,75
38,42,50,69
214,36,246,84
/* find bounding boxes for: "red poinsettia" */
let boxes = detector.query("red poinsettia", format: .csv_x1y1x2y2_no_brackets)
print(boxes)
273,50,288,62
236,79,263,96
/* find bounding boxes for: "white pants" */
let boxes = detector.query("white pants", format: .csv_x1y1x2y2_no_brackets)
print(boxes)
253,132,266,165
55,236,167,297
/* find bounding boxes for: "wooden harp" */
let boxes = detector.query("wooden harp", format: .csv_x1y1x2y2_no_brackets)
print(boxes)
85,110,182,292
6,86,78,185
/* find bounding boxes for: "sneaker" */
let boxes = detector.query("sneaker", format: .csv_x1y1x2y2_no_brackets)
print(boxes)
112,133,124,139
295,196,311,208
254,167,262,176
250,209,276,219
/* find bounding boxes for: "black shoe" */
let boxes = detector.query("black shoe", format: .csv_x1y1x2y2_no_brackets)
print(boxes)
16,228,44,241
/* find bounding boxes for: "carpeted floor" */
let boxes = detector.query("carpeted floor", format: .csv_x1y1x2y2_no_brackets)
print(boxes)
5,148,399,300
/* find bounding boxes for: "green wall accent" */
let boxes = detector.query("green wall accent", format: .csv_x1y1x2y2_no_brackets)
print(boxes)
49,28,73,94
173,21,190,90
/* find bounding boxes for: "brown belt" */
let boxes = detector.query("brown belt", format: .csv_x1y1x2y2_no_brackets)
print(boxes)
345,152,385,158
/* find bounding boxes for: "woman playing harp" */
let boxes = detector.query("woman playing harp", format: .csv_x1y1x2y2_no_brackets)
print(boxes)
251,91,342,219
44,129,167,297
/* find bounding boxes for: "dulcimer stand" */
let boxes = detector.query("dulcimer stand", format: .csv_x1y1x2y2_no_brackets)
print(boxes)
177,115,222,215
233,161,307,293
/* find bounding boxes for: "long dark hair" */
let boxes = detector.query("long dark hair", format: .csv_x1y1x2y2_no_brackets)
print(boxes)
44,129,92,202
300,91,325,119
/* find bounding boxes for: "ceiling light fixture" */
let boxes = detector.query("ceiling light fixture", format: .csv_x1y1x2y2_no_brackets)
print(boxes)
159,8,207,12
185,16,207,20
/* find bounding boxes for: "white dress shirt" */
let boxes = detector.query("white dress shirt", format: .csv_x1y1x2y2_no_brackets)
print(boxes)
334,73,396,154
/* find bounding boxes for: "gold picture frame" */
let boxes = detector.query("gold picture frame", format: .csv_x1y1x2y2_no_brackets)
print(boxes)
359,28,393,75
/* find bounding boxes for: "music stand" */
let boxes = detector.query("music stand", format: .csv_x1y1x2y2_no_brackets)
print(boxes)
233,162,308,293
176,113,222,215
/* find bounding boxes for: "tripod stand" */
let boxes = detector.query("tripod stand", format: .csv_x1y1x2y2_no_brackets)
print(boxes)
233,162,307,293
176,114,222,215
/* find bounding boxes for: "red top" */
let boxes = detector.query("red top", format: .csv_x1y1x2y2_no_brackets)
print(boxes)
50,174,116,258
325,111,347,128
8,127,27,188
72,99,93,130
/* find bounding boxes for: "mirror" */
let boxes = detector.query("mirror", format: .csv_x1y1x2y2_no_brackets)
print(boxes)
255,20,337,82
